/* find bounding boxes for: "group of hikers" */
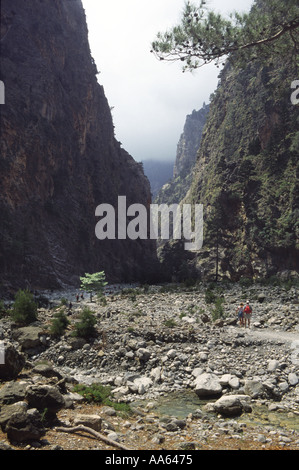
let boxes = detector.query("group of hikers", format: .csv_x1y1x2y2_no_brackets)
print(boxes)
236,300,252,328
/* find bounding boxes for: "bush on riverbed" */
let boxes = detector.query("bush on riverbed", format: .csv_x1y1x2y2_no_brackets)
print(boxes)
11,289,38,325
72,307,97,339
49,309,69,337
73,383,131,415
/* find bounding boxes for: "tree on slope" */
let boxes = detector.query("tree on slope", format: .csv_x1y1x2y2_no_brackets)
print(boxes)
151,0,299,72
80,271,107,301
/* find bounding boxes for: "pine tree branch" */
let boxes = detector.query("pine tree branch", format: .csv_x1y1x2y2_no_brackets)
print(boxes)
238,20,299,51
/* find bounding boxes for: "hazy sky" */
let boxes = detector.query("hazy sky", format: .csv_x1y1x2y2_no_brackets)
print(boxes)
82,0,253,162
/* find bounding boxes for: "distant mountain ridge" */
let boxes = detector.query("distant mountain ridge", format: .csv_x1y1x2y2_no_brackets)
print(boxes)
142,160,174,199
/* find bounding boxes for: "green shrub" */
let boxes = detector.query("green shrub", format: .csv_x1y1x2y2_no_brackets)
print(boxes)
72,307,97,338
164,318,177,328
49,309,69,337
11,289,37,325
74,383,111,403
0,300,8,318
239,277,253,287
205,288,216,304
183,278,197,288
73,383,131,415
210,297,225,321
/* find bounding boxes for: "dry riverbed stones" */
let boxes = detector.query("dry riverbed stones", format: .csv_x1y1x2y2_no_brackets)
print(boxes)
0,282,298,449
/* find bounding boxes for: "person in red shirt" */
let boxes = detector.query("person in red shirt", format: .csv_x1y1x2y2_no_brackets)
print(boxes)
243,301,252,328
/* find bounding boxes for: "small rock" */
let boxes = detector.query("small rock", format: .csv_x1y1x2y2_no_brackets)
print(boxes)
73,414,102,432
267,360,279,372
288,373,298,386
107,432,119,442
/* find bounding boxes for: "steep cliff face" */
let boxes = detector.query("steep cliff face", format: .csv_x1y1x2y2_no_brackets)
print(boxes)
173,105,209,179
187,57,299,280
0,0,157,292
156,104,209,205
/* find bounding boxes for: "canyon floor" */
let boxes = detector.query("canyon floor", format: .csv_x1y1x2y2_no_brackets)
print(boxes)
1,281,298,452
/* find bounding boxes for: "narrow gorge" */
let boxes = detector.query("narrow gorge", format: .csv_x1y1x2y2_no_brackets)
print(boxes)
0,0,158,294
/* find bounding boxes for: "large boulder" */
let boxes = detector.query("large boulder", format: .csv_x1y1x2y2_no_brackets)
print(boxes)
244,379,265,398
0,381,27,405
0,343,26,379
133,376,153,395
5,409,45,443
25,384,65,414
213,394,252,417
194,373,222,398
12,326,44,351
32,363,63,379
0,401,28,430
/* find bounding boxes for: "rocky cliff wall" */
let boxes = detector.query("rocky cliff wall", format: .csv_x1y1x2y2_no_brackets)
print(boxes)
187,57,299,281
173,105,210,179
0,0,158,293
156,104,209,205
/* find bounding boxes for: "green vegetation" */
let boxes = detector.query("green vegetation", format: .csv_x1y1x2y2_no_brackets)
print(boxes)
164,318,177,328
150,0,299,281
152,0,299,71
72,307,97,338
73,383,131,415
11,289,37,325
80,271,107,301
183,25,299,280
205,288,216,304
0,300,8,319
49,309,69,337
210,297,225,321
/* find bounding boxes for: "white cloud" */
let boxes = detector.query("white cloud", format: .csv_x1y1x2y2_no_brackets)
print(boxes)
82,0,253,162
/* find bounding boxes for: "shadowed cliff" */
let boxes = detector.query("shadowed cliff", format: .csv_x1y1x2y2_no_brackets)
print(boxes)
0,0,158,293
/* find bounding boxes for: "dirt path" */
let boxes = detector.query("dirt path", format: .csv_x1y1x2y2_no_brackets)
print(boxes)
245,328,299,366
245,328,299,344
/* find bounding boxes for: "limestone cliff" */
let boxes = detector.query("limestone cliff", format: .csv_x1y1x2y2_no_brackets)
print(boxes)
173,105,210,179
156,3,299,282
187,57,299,281
156,104,209,205
0,0,157,292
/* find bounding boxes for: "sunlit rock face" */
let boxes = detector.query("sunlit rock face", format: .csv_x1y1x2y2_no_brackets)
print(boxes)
0,0,158,292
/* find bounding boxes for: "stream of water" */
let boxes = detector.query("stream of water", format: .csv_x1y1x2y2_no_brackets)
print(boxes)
136,390,299,433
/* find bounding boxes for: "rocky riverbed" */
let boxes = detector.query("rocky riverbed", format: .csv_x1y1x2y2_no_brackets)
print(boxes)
0,281,298,450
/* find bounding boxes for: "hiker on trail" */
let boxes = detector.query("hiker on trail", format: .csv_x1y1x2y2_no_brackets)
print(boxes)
236,303,244,326
243,300,252,328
